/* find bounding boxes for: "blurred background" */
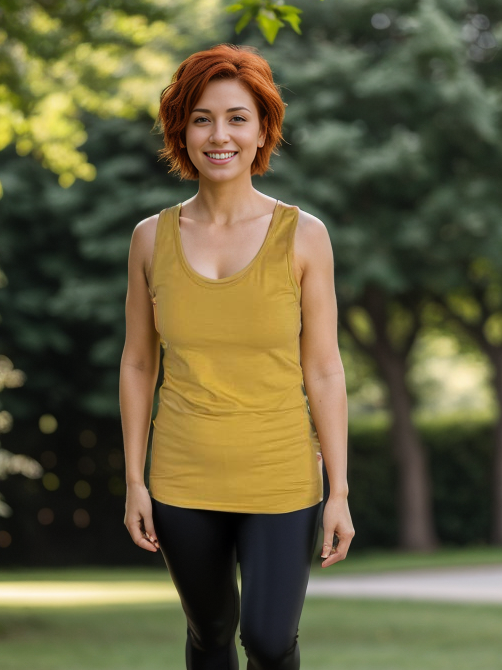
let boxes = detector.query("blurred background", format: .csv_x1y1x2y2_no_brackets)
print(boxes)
1,1,502,668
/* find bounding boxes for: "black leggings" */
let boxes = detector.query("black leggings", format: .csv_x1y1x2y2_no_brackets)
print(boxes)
150,496,323,670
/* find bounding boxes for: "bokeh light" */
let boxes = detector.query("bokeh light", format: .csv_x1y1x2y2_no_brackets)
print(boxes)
0,531,12,548
0,409,13,433
371,13,391,30
39,414,58,434
74,480,91,499
463,12,498,62
42,472,60,491
471,13,490,30
108,475,126,496
37,508,54,525
79,429,97,448
73,508,90,528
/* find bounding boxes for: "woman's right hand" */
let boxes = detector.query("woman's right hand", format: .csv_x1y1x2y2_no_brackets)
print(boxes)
124,482,160,552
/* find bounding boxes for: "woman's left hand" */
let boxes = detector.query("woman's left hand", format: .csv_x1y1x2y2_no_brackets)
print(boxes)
320,495,355,568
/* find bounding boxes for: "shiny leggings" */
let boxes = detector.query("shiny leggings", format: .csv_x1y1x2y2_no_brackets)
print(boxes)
150,496,323,670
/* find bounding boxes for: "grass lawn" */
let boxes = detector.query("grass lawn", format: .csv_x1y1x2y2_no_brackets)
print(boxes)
1,546,502,669
1,598,501,670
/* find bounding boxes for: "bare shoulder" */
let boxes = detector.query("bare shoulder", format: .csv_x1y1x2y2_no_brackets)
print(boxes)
295,207,333,282
130,212,160,288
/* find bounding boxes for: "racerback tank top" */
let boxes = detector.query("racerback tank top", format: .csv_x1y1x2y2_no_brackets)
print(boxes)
147,199,323,513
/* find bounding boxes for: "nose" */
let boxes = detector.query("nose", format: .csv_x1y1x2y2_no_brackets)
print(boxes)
210,120,230,146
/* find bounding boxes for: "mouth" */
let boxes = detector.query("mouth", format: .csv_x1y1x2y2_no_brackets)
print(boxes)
203,151,238,164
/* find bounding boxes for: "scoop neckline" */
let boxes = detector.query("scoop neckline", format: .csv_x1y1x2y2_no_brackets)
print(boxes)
174,199,282,286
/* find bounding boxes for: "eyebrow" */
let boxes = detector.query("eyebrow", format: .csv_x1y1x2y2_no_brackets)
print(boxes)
191,106,252,114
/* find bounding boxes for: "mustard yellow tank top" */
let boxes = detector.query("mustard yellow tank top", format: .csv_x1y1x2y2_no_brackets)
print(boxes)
147,199,323,513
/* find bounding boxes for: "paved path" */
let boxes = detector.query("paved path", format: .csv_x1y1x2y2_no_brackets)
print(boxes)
2,566,502,607
307,565,502,603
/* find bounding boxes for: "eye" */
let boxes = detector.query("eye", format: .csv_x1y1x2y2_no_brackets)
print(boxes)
193,115,247,123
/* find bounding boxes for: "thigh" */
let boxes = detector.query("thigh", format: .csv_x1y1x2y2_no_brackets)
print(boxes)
151,497,240,633
237,502,322,648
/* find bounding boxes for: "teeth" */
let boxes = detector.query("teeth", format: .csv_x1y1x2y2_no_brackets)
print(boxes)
206,152,236,159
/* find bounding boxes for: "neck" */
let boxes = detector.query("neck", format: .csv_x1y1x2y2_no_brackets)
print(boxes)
181,179,273,226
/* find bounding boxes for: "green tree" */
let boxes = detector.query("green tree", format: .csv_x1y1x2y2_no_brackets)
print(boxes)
253,0,501,549
0,0,222,193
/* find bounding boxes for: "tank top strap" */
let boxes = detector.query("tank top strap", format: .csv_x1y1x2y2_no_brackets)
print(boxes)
149,205,178,301
148,205,179,338
259,201,301,302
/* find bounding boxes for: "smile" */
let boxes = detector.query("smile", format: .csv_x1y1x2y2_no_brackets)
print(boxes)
204,152,238,164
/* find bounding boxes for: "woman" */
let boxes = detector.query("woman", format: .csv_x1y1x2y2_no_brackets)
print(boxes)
121,43,354,670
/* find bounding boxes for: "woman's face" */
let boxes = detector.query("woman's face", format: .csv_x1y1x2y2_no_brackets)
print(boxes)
185,78,266,181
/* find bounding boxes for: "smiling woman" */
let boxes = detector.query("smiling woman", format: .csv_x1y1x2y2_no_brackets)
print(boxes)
152,43,287,180
120,42,352,670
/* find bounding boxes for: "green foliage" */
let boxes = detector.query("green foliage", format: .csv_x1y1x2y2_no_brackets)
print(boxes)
0,0,223,192
347,413,493,548
251,0,502,307
225,1,324,43
0,111,184,416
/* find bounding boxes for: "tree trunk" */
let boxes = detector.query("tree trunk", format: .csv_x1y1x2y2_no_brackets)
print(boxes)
361,285,439,551
376,347,439,550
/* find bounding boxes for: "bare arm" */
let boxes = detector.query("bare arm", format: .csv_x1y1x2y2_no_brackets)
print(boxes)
120,215,161,553
298,211,354,568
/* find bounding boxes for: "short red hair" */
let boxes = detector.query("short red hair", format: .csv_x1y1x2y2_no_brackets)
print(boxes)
153,43,287,181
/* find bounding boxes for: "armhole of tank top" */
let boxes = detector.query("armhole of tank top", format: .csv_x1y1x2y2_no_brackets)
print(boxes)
147,208,167,300
287,206,302,303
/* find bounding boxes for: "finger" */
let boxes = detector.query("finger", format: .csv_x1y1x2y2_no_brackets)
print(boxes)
128,527,158,552
320,535,336,559
137,534,159,552
143,515,160,547
321,536,352,567
144,530,160,549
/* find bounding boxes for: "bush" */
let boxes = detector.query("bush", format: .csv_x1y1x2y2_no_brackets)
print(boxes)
333,413,493,549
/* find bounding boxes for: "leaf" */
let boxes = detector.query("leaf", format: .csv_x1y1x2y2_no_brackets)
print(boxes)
257,9,284,44
235,10,254,34
280,10,302,34
274,4,303,16
225,3,244,12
